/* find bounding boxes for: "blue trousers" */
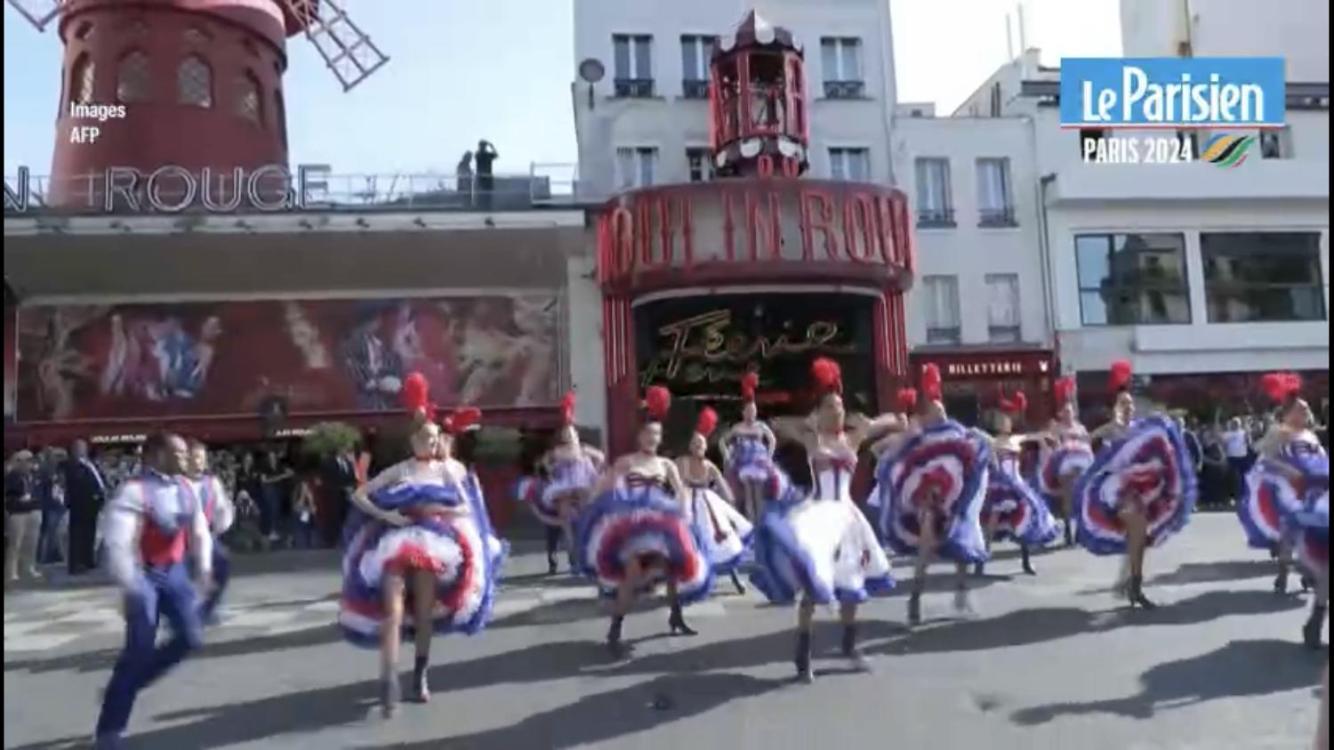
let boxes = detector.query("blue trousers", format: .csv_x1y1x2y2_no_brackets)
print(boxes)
199,545,231,623
95,563,203,738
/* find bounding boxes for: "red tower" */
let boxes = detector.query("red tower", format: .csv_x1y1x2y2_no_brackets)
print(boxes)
6,0,389,207
708,10,810,178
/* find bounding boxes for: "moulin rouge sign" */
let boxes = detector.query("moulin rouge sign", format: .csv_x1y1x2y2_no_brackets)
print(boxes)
4,164,331,213
596,180,916,289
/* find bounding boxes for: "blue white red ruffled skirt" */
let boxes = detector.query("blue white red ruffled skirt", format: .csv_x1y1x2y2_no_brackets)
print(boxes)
573,484,712,603
982,459,1060,547
1237,457,1307,549
686,486,754,573
1286,452,1329,576
1074,416,1197,556
1038,441,1095,498
339,480,504,647
873,421,991,563
727,435,783,487
749,488,894,605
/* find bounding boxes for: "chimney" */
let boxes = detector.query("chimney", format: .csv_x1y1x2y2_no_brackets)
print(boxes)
1017,2,1028,52
1006,13,1015,61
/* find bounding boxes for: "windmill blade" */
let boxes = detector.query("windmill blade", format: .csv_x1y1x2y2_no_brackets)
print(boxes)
4,0,63,31
284,0,389,92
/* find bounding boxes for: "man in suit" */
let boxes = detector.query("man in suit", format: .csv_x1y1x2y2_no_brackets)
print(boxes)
320,446,359,548
65,439,107,575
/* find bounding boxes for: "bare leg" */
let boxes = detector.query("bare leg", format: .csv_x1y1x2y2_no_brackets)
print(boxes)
839,601,869,671
409,570,435,702
665,568,696,635
910,510,937,626
607,557,640,657
1120,505,1155,609
1275,531,1294,594
953,561,973,614
975,516,996,576
795,596,815,682
379,573,405,717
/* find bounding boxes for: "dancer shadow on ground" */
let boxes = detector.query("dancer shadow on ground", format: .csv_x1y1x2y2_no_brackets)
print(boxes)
1011,638,1325,725
1146,559,1277,587
870,588,1304,657
351,672,788,750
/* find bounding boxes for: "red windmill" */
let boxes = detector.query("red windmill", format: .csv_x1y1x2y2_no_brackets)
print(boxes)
5,0,389,206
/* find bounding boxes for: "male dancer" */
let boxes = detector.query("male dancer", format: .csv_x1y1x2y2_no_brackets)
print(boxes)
186,439,235,623
95,433,213,749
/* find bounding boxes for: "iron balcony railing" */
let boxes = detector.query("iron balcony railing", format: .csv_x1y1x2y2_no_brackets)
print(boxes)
4,164,589,216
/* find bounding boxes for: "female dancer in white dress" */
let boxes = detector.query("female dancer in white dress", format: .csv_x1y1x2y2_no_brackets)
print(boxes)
535,392,605,574
574,386,711,658
753,358,896,682
339,375,503,716
1038,377,1095,547
1077,361,1197,609
875,364,991,625
720,372,782,520
677,407,753,594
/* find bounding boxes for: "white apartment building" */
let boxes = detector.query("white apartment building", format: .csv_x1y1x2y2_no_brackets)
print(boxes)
944,0,1330,412
571,0,899,197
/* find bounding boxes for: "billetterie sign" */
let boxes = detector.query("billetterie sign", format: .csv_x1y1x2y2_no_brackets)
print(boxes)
1060,57,1285,128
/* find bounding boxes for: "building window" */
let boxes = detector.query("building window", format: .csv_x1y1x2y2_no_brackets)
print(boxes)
116,50,150,104
680,35,716,99
177,55,213,107
1075,233,1191,326
686,147,713,182
613,34,654,97
616,146,658,189
1259,129,1289,159
70,53,95,106
1079,128,1106,159
1202,232,1326,323
820,37,864,98
922,275,962,345
914,157,954,227
976,158,1015,226
829,148,871,182
985,274,1022,343
275,90,287,148
235,71,262,124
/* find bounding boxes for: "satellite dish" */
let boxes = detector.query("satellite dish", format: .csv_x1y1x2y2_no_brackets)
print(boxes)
578,58,606,83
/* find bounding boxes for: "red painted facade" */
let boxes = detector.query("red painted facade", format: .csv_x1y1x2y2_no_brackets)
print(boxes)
597,180,916,454
50,0,299,206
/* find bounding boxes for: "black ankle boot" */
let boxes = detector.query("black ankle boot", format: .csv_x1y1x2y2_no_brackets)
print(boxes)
380,672,400,718
730,571,747,595
908,592,923,626
607,615,626,658
795,631,814,683
841,624,870,672
1300,575,1315,593
1063,519,1074,547
1304,605,1326,649
1275,568,1290,594
668,602,698,636
1128,575,1157,610
410,656,430,703
547,555,558,575
973,562,985,577
1021,547,1037,576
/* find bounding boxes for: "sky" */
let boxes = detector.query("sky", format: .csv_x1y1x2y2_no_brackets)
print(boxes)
3,0,1122,177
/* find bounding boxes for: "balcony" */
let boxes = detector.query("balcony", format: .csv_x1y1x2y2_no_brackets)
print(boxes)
822,80,866,99
916,208,956,228
978,207,1018,227
1048,157,1330,204
614,78,656,98
681,79,709,99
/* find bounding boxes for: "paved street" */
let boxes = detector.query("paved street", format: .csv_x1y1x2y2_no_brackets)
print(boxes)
3,514,1326,750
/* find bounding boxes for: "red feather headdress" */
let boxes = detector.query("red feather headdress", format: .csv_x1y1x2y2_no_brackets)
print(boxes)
1109,359,1133,394
1053,376,1076,406
810,357,843,397
999,389,1028,416
1260,372,1304,405
401,371,435,420
740,372,759,403
643,386,672,423
695,406,719,438
920,363,942,403
560,391,576,426
442,406,482,435
896,387,919,414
